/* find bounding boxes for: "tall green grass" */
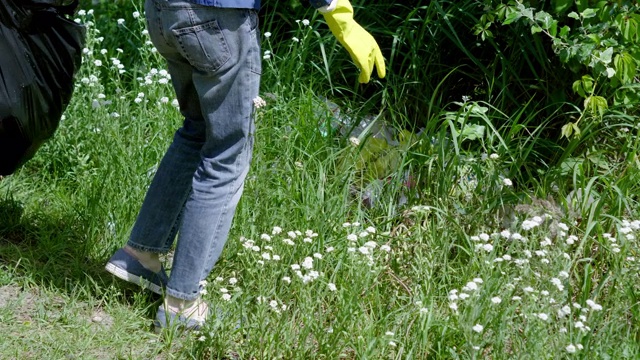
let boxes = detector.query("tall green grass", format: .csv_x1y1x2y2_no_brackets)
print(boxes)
0,2,639,359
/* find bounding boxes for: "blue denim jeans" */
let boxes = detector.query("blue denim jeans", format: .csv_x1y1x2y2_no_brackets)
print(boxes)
127,0,261,300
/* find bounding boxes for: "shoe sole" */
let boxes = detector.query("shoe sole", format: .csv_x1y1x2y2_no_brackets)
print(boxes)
153,321,204,333
153,303,210,332
105,262,163,295
153,314,205,333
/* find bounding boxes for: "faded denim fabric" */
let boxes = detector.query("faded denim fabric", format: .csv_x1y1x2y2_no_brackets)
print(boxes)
127,0,261,300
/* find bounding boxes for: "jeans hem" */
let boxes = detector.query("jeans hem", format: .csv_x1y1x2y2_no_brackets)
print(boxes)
126,241,170,254
165,287,201,301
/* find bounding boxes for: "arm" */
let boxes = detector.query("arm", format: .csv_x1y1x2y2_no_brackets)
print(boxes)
313,0,386,83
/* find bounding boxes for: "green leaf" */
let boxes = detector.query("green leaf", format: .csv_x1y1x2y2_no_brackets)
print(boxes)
561,122,580,139
503,11,522,25
534,11,554,29
572,123,582,138
598,47,614,65
552,0,573,14
605,67,616,78
572,80,586,98
549,21,558,37
614,53,637,85
584,95,608,117
581,8,597,19
614,86,640,107
618,14,639,42
531,25,543,34
559,158,584,176
495,4,508,20
568,12,580,20
468,104,489,115
572,75,594,97
587,152,610,171
559,25,571,37
460,124,485,141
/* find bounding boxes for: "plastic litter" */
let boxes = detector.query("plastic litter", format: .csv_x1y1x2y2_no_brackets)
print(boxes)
0,0,85,175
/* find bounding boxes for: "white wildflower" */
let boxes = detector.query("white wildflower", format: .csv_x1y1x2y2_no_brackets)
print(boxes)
463,282,479,292
586,299,603,311
253,96,267,108
364,241,377,249
301,257,314,269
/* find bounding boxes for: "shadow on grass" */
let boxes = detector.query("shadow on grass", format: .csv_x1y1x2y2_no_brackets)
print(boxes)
0,197,160,309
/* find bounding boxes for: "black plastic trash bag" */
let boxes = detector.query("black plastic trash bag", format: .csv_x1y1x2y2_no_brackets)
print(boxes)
0,0,85,176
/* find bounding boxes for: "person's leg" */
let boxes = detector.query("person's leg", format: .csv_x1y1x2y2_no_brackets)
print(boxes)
124,0,210,258
161,4,261,303
105,0,219,292
125,0,260,328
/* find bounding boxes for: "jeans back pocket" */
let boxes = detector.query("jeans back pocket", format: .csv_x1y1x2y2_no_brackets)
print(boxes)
172,19,230,73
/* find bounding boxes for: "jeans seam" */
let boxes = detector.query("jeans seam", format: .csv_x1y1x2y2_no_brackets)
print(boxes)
126,242,167,254
198,144,246,282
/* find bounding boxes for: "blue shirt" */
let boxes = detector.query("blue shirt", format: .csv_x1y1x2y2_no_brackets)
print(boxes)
186,0,333,10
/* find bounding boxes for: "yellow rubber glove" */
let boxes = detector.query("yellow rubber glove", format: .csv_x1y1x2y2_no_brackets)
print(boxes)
322,0,386,83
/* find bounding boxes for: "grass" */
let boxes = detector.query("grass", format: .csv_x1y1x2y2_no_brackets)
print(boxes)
1,3,640,359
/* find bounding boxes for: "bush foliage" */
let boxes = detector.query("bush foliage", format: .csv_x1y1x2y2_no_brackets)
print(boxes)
78,0,639,193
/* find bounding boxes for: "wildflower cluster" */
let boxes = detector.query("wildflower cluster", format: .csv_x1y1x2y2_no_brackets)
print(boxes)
448,213,640,354
343,222,390,267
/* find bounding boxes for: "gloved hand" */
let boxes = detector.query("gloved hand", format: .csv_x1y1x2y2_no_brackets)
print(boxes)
322,0,386,83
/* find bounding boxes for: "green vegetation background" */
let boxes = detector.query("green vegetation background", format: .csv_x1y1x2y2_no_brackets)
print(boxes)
0,0,639,358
